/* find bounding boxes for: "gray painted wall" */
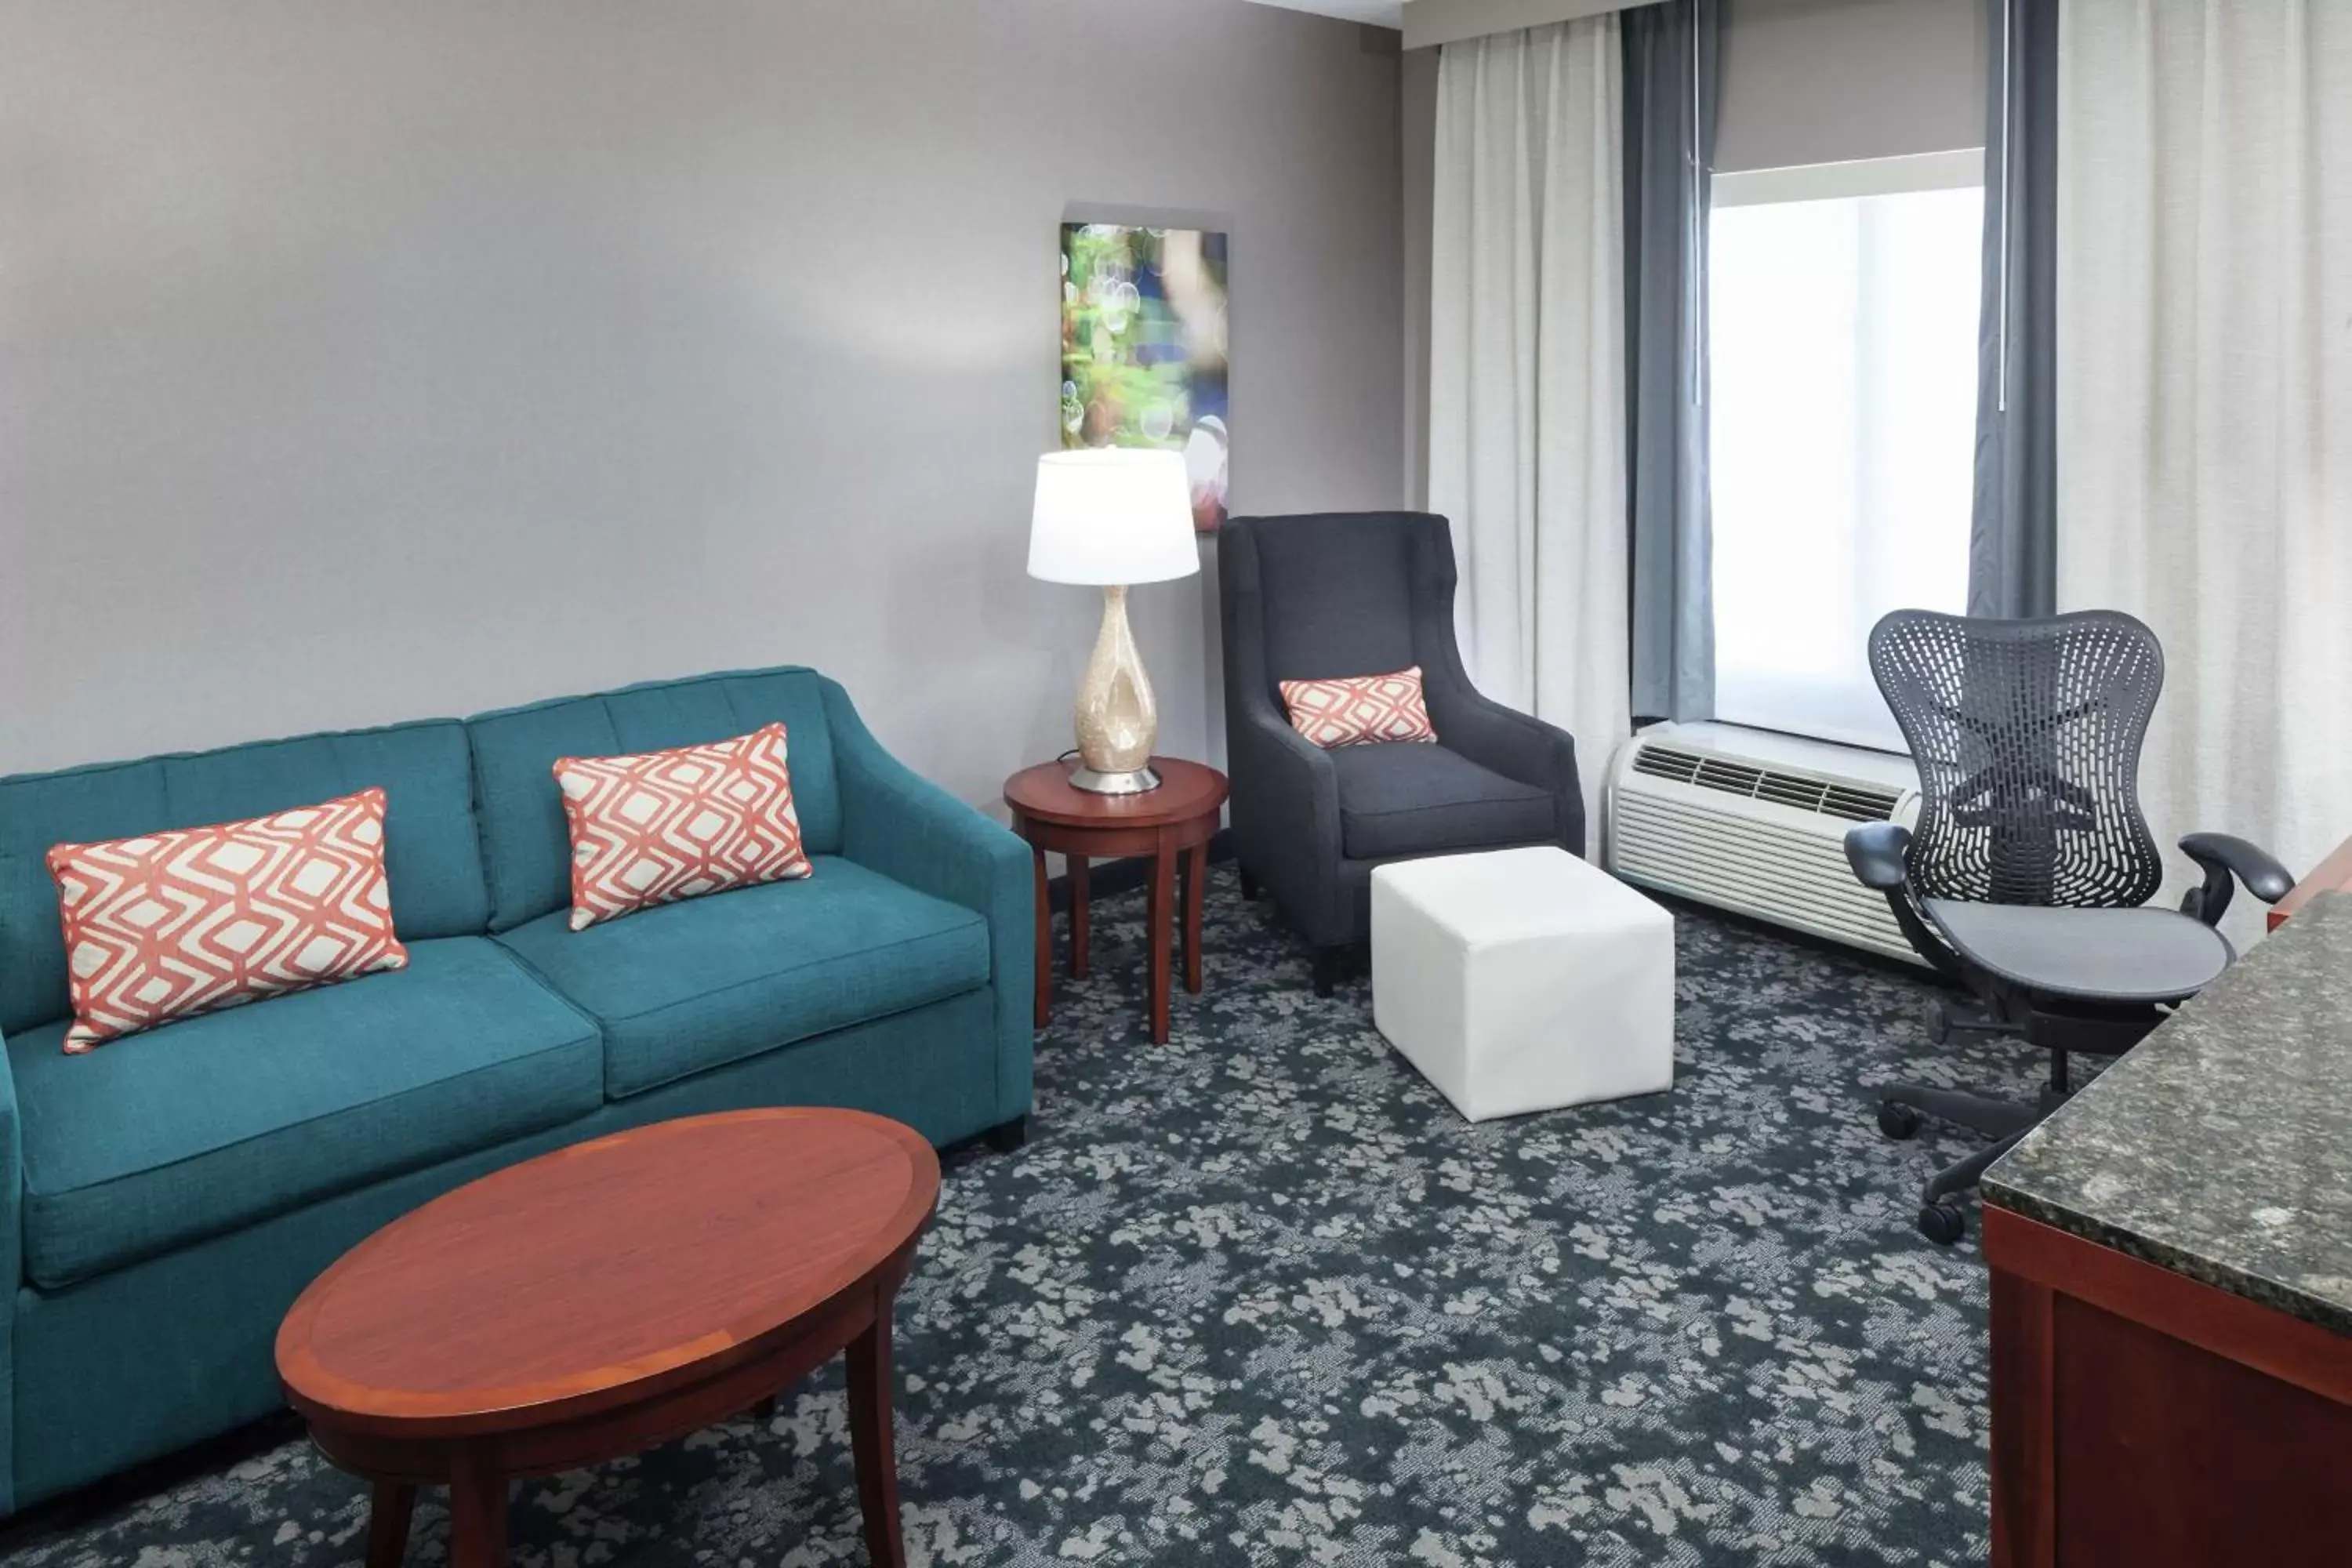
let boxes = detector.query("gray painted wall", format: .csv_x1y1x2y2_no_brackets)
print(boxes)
0,0,1404,811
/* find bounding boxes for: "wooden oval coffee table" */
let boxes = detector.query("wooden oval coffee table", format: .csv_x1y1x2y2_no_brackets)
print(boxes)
276,1108,939,1567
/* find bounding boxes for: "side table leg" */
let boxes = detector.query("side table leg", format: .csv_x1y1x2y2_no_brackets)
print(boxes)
1148,840,1175,1044
1069,855,1091,978
848,1308,906,1568
366,1480,416,1568
445,1454,509,1568
1182,843,1206,993
1030,847,1051,1028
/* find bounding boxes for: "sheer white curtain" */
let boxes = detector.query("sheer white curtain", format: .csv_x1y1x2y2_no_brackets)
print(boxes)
2057,0,2352,939
1427,17,1628,850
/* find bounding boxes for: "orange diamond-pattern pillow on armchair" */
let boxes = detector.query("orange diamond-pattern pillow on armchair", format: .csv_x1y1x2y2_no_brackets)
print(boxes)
45,787,409,1053
1279,666,1440,748
554,723,813,931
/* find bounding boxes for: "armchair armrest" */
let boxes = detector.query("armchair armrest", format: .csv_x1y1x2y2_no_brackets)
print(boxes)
1845,822,1913,891
2178,832,2295,927
1225,696,1348,931
1230,702,1340,826
1407,527,1584,853
1421,678,1585,855
821,680,1033,1129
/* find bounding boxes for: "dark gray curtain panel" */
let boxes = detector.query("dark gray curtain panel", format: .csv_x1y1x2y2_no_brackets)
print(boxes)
1969,0,2060,619
1622,0,1721,723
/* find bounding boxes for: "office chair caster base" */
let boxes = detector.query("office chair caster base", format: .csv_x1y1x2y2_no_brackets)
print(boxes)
1926,997,2021,1046
1916,1202,1966,1246
1877,1101,1924,1141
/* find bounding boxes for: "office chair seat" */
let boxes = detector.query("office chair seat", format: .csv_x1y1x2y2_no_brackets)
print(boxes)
1922,899,2234,1005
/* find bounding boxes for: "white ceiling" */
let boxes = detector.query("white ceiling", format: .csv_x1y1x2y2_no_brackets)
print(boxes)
1244,0,1406,29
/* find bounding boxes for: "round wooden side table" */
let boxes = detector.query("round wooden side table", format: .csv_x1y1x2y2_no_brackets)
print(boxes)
1004,757,1229,1044
276,1108,938,1567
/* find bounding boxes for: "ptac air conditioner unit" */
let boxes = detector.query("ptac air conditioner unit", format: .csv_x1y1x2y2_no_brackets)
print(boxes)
1605,722,1925,965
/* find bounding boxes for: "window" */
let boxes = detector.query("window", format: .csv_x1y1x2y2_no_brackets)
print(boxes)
1708,152,1984,752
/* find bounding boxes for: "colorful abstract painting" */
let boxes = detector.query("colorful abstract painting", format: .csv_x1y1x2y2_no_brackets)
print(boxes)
1060,223,1230,532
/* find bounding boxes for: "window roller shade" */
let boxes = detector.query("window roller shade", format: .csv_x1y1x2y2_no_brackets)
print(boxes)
1715,0,1989,174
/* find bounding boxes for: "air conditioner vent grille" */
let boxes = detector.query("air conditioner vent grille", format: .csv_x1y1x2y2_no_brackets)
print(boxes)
1629,746,1700,785
1631,742,1900,824
1820,785,1904,822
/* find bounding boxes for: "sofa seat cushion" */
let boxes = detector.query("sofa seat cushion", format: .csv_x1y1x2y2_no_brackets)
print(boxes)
10,937,603,1290
1331,742,1559,860
496,855,989,1100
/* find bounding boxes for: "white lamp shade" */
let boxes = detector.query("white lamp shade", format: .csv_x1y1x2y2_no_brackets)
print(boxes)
1028,448,1201,586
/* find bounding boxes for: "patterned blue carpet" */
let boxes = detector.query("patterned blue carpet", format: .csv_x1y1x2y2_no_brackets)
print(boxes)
3,868,2015,1566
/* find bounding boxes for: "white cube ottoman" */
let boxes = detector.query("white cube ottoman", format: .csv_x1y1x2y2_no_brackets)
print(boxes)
1370,846,1675,1121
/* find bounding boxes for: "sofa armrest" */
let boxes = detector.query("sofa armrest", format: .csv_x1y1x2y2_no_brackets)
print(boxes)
0,1022,19,1513
820,681,1033,1130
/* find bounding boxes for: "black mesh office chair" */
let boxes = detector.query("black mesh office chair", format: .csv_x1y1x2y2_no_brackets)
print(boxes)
1844,610,2294,1244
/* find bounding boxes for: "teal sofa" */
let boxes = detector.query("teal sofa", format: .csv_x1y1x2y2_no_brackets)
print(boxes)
0,666,1032,1513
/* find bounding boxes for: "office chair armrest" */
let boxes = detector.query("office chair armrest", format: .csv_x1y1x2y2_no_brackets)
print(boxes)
2178,832,2295,927
1845,821,1912,891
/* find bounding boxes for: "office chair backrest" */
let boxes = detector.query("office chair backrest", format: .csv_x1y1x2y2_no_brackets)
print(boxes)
1869,609,2165,909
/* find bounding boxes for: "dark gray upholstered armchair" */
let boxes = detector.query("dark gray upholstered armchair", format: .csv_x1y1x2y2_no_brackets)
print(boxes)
1219,512,1584,993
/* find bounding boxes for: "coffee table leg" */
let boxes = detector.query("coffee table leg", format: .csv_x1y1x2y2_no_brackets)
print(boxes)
446,1455,509,1568
847,1309,906,1568
1029,846,1051,1028
1068,855,1090,978
1148,840,1174,1044
366,1480,416,1568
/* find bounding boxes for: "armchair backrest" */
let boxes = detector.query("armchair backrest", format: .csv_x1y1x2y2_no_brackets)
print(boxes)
1221,513,1464,706
1868,608,2165,909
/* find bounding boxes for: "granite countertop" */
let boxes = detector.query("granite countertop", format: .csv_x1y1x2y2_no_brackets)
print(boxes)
1984,891,2352,1336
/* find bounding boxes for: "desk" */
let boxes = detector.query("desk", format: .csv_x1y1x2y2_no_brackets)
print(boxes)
1981,894,2352,1567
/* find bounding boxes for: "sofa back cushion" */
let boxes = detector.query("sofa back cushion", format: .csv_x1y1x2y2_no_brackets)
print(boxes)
0,721,489,1035
467,667,840,932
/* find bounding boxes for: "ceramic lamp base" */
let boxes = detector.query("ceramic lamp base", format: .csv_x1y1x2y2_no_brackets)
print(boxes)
1068,764,1163,796
1070,583,1162,788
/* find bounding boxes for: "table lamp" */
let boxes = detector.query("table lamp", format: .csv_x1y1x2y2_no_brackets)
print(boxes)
1029,448,1200,793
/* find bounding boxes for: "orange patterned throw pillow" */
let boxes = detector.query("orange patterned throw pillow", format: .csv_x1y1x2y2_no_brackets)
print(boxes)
1279,666,1439,748
46,788,408,1053
554,723,812,931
